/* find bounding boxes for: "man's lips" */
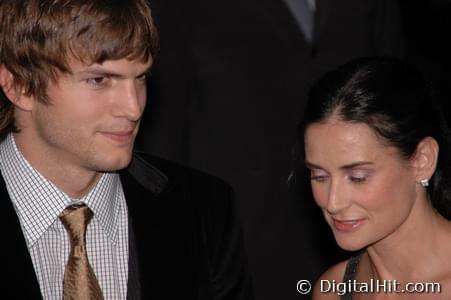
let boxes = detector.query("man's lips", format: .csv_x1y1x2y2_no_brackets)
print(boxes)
100,130,135,143
331,217,367,232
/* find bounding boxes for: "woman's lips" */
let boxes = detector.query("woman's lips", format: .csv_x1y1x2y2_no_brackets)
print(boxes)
332,217,367,232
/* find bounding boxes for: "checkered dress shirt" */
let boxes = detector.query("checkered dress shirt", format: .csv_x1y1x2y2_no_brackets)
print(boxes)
0,134,129,299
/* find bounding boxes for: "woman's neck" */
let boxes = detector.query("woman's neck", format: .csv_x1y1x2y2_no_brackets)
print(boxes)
362,200,451,282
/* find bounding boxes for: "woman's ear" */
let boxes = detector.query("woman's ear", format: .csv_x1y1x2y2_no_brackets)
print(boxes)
0,65,34,111
411,137,439,184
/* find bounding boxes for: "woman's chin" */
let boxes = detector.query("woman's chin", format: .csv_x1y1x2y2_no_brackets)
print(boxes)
334,237,367,252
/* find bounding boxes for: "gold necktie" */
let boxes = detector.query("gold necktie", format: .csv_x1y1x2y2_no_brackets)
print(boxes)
60,204,104,300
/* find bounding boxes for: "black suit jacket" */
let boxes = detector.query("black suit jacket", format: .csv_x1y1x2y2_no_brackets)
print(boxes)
1,153,254,299
137,1,404,299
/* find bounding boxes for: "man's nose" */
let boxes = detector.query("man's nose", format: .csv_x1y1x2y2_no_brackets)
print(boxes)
113,81,145,121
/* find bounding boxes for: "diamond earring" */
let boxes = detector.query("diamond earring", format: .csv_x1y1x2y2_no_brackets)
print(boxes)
420,179,429,187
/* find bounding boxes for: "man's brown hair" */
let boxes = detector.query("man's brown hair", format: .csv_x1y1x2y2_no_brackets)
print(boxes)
0,0,159,139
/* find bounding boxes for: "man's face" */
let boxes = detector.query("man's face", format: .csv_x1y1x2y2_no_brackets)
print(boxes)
27,58,152,173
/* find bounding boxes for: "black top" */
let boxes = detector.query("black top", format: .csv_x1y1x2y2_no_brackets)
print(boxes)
341,254,362,300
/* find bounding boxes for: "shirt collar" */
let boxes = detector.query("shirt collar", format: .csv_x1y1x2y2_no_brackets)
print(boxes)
82,173,122,244
0,133,121,246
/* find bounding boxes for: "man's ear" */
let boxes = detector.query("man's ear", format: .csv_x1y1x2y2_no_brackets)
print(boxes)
411,137,439,183
0,65,34,111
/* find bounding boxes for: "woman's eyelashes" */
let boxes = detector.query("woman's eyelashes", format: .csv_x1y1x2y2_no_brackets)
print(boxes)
347,170,370,183
309,169,329,182
309,168,370,184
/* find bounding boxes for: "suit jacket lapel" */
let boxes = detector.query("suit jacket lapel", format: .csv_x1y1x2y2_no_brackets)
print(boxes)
1,172,42,298
126,209,142,300
121,156,166,299
255,0,309,48
313,0,333,43
257,0,334,46
121,153,201,299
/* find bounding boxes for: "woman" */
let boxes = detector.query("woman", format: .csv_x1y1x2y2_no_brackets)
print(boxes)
296,57,451,299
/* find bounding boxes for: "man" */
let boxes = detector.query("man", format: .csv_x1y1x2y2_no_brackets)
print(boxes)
0,1,253,299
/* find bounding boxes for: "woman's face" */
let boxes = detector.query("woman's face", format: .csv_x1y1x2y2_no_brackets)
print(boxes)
304,117,419,251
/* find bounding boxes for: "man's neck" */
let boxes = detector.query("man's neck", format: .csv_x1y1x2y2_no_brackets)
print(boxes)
13,132,102,199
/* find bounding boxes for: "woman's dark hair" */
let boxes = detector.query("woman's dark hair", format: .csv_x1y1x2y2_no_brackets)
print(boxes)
295,56,451,219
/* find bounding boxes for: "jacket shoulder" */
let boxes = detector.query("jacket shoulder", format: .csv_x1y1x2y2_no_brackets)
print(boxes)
125,152,254,299
131,151,232,193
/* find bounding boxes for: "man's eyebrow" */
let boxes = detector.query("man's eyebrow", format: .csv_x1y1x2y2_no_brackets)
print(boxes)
76,66,152,79
74,69,123,79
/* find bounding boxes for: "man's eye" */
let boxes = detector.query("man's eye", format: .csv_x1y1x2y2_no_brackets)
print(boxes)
137,74,147,81
86,77,108,86
137,72,151,83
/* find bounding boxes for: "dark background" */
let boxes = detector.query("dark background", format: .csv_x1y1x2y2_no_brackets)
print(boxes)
400,0,451,125
137,1,451,299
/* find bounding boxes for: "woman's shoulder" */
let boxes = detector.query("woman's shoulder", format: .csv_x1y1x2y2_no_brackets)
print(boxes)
312,259,349,300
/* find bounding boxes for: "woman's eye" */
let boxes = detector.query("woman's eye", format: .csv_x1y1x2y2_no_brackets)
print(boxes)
349,176,367,183
348,170,369,183
311,175,328,182
309,169,329,182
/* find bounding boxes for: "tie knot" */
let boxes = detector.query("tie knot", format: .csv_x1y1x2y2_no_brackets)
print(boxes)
59,204,93,245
